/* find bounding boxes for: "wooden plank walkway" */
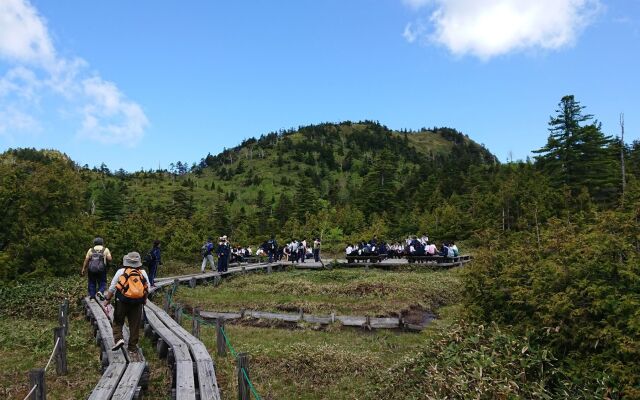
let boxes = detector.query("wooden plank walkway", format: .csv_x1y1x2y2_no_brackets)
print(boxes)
144,304,196,400
146,301,222,400
84,297,147,400
199,308,423,330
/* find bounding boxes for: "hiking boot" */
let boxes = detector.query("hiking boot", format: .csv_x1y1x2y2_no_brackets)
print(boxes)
112,339,125,351
128,350,140,362
95,292,106,302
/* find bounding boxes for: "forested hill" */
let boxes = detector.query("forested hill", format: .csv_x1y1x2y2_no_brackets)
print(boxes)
0,121,496,280
127,121,498,222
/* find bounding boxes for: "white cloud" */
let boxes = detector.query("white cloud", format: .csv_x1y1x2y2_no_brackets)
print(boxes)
402,0,601,59
0,106,41,135
81,77,148,146
0,0,55,65
0,0,148,144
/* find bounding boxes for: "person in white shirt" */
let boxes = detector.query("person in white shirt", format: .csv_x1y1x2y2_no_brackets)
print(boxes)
346,245,354,255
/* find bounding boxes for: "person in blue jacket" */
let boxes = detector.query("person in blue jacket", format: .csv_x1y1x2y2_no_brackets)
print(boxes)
148,240,162,286
201,237,215,273
217,235,230,272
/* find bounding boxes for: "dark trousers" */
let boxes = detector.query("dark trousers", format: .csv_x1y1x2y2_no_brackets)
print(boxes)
148,262,158,286
268,251,274,263
218,255,228,272
88,270,106,298
313,249,320,262
113,299,143,352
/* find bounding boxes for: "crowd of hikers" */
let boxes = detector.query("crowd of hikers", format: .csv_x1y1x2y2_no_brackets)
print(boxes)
345,235,460,258
200,235,323,269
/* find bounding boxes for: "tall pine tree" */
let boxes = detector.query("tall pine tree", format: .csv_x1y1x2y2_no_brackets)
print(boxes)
534,95,616,204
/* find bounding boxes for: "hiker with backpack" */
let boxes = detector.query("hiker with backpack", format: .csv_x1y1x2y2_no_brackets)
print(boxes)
81,237,112,300
100,252,149,360
144,240,161,287
201,237,215,273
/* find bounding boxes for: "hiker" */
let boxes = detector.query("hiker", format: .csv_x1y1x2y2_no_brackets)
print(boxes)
101,252,149,359
266,235,278,263
450,241,459,257
217,235,230,272
146,240,162,287
81,237,112,300
201,237,215,273
426,241,438,256
439,242,450,257
299,239,307,263
313,238,321,262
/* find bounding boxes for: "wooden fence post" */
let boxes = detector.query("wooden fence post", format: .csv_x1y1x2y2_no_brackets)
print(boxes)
53,327,67,375
192,307,201,338
174,305,182,325
189,277,197,288
214,275,221,286
267,264,272,274
29,368,46,400
58,300,69,336
236,353,250,400
216,319,226,357
173,279,179,293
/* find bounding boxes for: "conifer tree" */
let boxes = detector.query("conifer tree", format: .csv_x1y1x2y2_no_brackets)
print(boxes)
534,95,616,204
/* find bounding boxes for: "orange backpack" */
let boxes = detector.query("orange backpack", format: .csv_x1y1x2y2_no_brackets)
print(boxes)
115,268,148,303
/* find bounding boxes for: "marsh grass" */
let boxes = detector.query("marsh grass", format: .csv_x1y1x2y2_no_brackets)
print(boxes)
173,268,463,317
180,305,461,399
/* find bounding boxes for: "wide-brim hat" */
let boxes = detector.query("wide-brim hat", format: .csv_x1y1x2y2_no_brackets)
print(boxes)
123,252,142,268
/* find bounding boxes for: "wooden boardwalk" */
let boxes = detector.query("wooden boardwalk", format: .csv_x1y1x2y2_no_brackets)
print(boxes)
83,297,148,400
199,309,427,331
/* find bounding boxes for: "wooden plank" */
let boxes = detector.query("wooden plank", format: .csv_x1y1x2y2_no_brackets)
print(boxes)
85,298,127,365
335,315,367,327
246,310,301,322
369,317,401,329
87,362,128,400
145,308,193,362
302,314,332,324
111,362,145,400
195,360,219,400
146,301,222,400
199,311,242,320
145,307,196,399
175,360,197,399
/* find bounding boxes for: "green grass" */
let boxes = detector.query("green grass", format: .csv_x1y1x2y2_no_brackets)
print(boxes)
181,305,461,400
0,316,99,399
173,268,463,316
162,267,464,399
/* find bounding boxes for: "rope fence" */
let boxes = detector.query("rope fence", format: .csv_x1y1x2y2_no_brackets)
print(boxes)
23,300,69,400
166,281,262,400
44,337,61,372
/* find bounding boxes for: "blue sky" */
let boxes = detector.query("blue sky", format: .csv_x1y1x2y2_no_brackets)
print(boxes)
1,0,639,171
